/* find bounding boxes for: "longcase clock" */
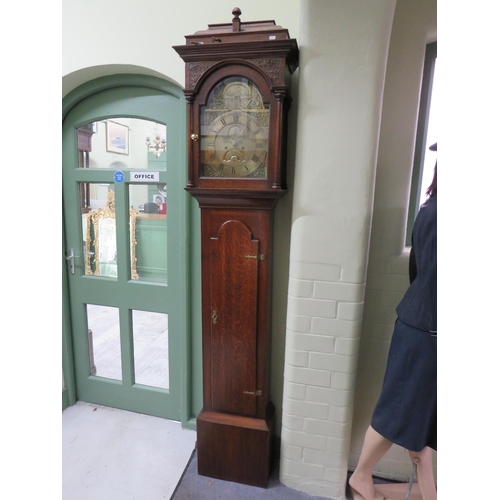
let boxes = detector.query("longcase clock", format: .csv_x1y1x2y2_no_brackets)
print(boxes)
174,8,298,488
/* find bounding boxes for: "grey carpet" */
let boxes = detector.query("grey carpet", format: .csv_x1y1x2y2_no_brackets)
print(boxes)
171,450,333,500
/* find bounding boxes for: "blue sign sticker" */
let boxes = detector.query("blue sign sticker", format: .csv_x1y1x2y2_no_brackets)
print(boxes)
114,170,125,183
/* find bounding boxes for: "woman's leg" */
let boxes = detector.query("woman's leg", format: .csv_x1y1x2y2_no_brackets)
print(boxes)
408,446,436,500
349,426,392,499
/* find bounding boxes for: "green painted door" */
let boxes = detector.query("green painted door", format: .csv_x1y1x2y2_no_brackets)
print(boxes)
63,86,187,420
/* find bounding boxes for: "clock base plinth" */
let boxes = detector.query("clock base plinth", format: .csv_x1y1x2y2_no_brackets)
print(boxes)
196,406,275,488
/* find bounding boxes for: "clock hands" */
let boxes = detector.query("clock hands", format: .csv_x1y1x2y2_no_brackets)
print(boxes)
223,120,250,148
232,120,250,147
222,120,251,163
205,110,267,176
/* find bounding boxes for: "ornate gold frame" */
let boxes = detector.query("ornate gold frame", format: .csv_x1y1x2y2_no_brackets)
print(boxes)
84,190,139,279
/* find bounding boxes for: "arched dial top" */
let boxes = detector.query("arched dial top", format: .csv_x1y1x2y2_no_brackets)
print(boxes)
200,76,269,179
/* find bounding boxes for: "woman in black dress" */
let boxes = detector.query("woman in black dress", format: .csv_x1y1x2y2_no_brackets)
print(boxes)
349,146,437,500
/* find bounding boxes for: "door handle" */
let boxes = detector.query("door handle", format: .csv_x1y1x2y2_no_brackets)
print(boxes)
66,248,76,275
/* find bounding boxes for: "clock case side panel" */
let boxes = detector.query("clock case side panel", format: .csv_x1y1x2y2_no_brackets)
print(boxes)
186,61,291,193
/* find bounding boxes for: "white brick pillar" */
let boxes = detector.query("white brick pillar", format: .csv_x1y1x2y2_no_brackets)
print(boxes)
280,216,368,498
279,1,397,498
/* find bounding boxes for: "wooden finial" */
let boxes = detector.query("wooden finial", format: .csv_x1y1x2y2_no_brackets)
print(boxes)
232,7,242,32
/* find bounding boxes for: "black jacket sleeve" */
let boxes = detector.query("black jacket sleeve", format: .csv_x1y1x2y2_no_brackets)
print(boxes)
396,194,437,332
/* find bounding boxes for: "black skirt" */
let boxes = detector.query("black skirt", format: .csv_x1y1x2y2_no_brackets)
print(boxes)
371,318,437,452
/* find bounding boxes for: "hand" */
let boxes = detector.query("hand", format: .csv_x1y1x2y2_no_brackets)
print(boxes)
232,121,249,147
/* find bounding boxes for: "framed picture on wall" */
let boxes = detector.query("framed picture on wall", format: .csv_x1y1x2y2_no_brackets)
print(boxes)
106,120,129,155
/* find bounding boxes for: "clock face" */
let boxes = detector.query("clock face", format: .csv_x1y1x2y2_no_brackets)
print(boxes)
202,110,268,178
200,78,269,178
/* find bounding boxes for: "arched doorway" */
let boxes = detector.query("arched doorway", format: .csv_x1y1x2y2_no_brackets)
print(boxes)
62,75,201,425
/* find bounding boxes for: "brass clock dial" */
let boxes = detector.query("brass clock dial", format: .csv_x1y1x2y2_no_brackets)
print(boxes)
201,110,268,178
200,77,269,179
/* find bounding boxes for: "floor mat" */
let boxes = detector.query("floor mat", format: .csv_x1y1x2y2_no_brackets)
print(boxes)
171,450,332,500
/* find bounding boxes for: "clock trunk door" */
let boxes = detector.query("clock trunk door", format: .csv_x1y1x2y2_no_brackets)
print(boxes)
210,220,259,417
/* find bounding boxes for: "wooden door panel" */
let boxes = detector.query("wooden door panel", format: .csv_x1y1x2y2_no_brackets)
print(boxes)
210,220,259,416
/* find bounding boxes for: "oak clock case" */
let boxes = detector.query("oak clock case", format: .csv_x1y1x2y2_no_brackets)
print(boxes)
173,8,298,489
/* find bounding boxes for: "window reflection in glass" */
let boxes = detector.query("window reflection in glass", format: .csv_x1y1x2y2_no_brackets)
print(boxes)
87,304,122,381
81,185,117,278
133,310,169,389
76,119,167,170
130,184,167,283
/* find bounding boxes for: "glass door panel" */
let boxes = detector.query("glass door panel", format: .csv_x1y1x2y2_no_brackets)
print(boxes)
76,120,167,170
130,184,168,283
132,310,169,389
81,184,118,278
86,304,122,381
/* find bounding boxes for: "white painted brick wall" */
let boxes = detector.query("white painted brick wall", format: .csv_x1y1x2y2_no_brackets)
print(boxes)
349,251,438,482
349,254,410,482
278,0,401,495
280,247,366,498
279,201,381,499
